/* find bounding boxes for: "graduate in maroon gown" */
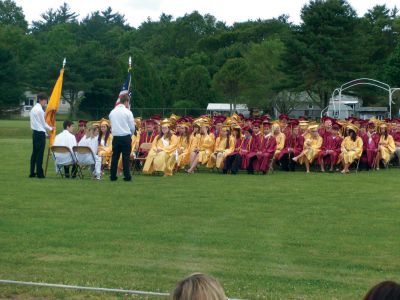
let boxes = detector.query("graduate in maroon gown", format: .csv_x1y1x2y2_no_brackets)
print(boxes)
361,122,379,170
255,121,277,174
75,119,87,143
246,121,262,174
318,116,333,143
318,124,342,172
278,122,304,171
211,116,225,139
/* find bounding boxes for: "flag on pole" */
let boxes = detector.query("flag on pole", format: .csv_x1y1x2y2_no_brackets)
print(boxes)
115,58,132,108
45,67,65,146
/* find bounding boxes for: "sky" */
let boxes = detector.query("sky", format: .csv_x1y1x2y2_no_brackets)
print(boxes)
14,0,400,28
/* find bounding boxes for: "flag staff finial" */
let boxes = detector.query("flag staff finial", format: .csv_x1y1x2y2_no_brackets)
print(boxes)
62,58,66,68
129,56,132,70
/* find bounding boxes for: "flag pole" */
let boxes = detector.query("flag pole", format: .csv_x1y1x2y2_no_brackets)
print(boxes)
44,58,66,176
128,56,132,110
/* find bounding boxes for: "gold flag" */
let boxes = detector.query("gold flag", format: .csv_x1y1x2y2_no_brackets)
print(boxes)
45,68,64,146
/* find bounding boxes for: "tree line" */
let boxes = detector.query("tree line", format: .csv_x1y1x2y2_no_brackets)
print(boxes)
0,0,400,118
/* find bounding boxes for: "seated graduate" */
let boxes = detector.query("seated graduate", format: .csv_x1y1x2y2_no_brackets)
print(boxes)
339,124,363,174
253,121,277,174
117,125,139,175
318,124,342,172
97,118,113,168
207,125,234,170
142,118,179,176
374,123,395,170
292,124,323,173
278,121,304,171
187,119,215,174
223,125,244,175
361,122,379,170
245,120,262,174
53,120,77,178
176,122,191,170
77,123,102,180
392,123,400,161
272,123,286,159
75,119,87,143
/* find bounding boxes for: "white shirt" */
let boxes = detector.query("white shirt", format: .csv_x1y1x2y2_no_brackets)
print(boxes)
109,104,135,136
53,130,77,165
78,135,99,155
30,103,52,132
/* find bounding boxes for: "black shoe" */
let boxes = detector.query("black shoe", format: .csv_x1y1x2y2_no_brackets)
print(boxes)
65,174,70,178
123,177,132,182
29,173,36,178
262,171,266,175
37,175,45,179
110,177,118,181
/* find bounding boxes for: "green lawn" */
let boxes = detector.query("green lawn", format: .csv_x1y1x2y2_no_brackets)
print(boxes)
1,120,400,299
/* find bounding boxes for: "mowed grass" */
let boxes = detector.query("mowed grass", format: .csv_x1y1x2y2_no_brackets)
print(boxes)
0,120,400,299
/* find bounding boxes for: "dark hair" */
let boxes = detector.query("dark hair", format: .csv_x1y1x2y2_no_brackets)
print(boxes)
380,127,388,139
120,94,130,104
225,131,231,149
348,129,357,142
98,126,111,145
364,281,400,300
37,93,48,102
245,128,253,135
233,128,241,138
157,127,172,141
63,120,73,130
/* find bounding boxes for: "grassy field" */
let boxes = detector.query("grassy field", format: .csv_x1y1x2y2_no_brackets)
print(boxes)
0,120,400,299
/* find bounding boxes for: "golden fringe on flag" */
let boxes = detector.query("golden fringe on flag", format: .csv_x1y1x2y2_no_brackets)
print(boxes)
45,68,64,146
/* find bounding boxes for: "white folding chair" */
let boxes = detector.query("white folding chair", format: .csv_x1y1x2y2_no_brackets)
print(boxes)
73,146,97,179
51,146,78,178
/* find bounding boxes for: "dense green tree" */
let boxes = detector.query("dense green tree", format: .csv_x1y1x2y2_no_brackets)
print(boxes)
0,0,27,30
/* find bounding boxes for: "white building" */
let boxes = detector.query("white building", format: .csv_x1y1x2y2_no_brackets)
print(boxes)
206,103,250,117
21,91,71,117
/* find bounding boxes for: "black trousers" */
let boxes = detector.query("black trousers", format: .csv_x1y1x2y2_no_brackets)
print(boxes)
110,135,132,180
223,154,242,174
247,156,257,174
279,153,295,171
64,165,77,178
30,130,46,177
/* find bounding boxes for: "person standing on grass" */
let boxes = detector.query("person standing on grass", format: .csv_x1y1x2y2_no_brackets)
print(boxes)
109,94,135,182
29,93,53,179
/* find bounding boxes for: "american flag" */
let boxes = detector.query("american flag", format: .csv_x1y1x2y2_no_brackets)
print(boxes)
115,70,132,108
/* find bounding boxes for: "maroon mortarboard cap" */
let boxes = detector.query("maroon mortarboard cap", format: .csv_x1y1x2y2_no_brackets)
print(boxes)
243,126,251,132
262,120,272,126
298,116,308,121
145,119,156,125
78,119,88,126
252,120,262,128
289,119,299,126
332,124,340,130
151,115,162,120
238,113,245,120
261,115,270,121
279,114,289,121
384,118,392,122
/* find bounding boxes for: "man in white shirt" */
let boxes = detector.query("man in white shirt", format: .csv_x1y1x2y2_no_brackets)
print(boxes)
53,120,77,178
109,94,135,181
29,93,53,178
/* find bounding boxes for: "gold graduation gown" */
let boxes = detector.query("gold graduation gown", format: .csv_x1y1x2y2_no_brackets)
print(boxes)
341,136,363,164
176,135,191,168
207,136,235,168
298,135,323,164
142,134,179,176
378,135,395,163
197,133,215,164
98,134,113,166
274,132,286,158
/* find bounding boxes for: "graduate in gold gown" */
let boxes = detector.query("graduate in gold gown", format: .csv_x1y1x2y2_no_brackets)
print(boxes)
339,124,363,174
117,129,139,175
176,123,191,169
187,121,215,173
292,124,323,173
142,119,179,176
207,125,235,169
272,124,285,159
374,124,395,170
97,118,113,168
